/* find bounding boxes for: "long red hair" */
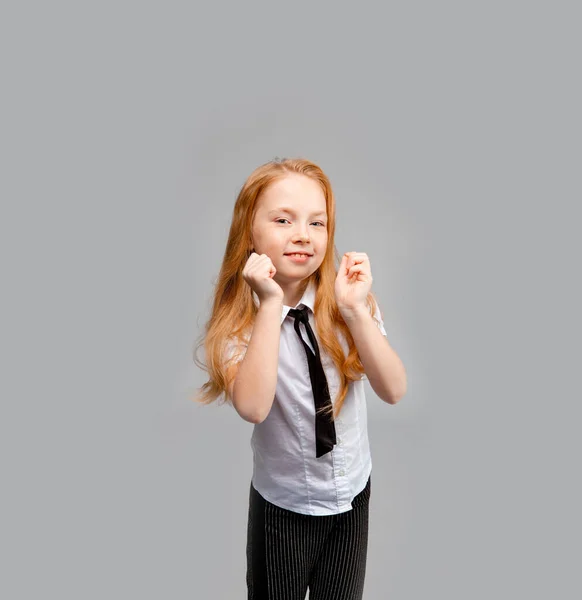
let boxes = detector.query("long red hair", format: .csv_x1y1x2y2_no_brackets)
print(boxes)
192,157,382,419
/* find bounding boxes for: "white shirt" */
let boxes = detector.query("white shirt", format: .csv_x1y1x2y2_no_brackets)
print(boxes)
226,280,387,516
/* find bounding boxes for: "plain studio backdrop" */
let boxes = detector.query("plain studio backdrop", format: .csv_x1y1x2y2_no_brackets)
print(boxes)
1,1,580,598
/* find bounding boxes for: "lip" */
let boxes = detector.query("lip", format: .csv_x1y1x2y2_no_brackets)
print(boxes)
284,252,313,256
285,253,312,263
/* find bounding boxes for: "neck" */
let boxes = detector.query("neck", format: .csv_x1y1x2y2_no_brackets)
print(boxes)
278,278,310,308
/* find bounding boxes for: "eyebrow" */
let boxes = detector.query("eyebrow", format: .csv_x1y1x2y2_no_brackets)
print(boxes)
267,207,327,218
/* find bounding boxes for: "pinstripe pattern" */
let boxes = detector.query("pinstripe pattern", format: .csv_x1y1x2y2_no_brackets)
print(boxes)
246,475,371,600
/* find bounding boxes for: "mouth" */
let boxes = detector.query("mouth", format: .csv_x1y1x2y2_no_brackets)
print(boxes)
284,252,312,262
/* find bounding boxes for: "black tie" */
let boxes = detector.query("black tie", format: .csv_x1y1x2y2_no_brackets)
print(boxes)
287,306,337,458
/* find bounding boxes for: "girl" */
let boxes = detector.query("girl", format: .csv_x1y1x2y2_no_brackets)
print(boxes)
194,157,407,600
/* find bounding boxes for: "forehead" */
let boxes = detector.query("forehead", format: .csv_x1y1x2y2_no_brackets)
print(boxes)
259,174,327,213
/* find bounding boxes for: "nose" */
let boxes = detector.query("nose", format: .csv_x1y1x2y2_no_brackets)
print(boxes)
292,225,310,243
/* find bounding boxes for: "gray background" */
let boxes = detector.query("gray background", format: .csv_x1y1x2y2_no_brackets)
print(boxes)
2,1,580,598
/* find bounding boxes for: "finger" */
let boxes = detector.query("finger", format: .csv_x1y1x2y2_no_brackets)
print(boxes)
348,264,365,278
340,254,349,274
346,252,362,267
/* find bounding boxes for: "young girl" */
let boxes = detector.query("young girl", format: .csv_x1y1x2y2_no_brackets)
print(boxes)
194,157,407,600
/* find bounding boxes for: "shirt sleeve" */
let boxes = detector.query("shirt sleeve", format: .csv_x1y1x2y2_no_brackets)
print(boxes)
372,299,388,336
360,299,387,381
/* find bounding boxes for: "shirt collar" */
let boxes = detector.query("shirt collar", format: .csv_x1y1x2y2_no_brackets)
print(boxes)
252,280,317,325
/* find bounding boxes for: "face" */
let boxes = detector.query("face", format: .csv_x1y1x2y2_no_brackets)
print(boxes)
251,173,328,295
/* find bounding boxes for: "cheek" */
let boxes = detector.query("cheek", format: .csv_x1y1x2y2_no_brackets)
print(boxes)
257,236,286,256
254,229,282,247
268,232,288,247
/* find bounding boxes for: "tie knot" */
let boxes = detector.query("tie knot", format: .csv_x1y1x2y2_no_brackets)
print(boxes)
288,305,310,324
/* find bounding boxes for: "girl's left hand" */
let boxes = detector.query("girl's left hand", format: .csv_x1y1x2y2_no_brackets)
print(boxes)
335,251,373,314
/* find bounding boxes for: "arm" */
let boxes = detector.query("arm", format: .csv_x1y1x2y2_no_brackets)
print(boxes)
342,305,407,404
228,299,283,424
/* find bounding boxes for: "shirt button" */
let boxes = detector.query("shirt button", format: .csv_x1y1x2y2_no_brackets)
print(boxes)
339,469,345,476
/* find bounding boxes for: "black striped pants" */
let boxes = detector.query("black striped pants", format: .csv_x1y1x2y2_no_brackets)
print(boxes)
246,475,371,600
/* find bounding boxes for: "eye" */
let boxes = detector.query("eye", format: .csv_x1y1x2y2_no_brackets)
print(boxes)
275,219,326,227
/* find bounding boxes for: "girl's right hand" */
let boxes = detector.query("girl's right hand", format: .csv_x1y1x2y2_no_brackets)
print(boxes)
242,253,285,304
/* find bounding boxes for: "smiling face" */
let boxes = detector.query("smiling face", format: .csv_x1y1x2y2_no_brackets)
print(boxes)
251,173,328,304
